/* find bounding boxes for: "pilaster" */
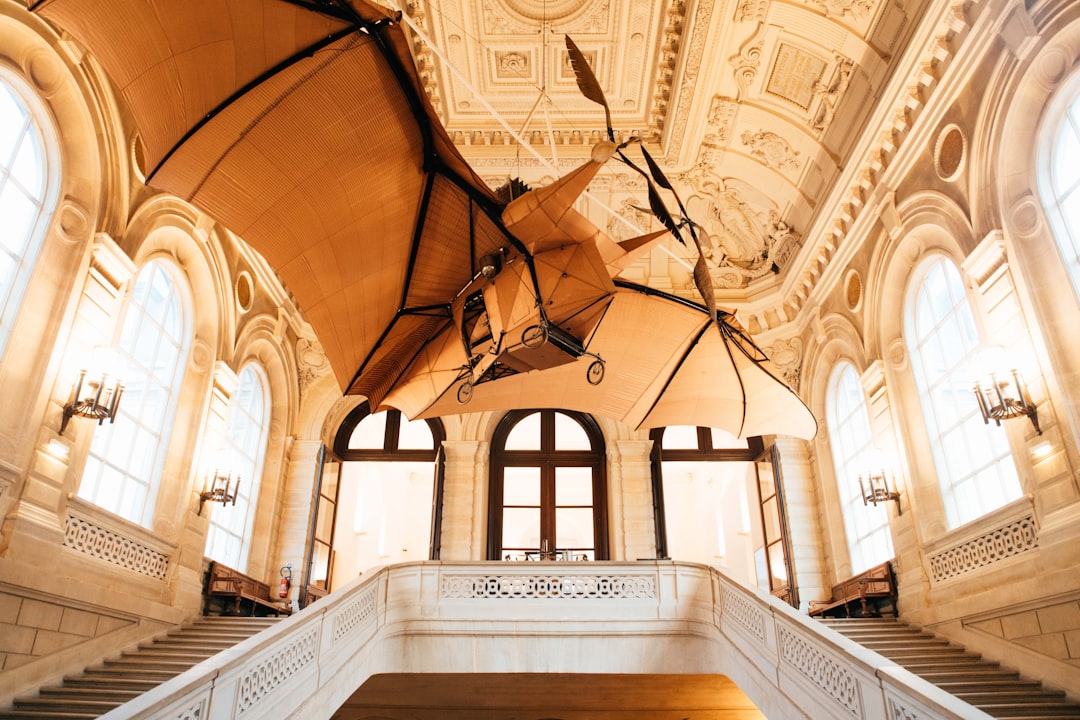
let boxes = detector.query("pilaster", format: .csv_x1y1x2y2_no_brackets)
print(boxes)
440,440,485,560
609,439,655,562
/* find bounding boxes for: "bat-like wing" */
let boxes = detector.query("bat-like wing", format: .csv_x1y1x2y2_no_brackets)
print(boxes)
404,284,817,439
31,0,505,408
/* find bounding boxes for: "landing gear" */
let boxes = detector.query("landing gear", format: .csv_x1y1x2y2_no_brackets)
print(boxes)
522,323,548,348
456,380,473,404
587,359,605,385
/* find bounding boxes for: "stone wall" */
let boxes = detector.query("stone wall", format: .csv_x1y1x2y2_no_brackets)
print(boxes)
0,586,136,671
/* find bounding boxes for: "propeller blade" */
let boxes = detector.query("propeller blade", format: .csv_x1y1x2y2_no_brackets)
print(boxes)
694,254,719,323
565,35,613,140
640,144,674,191
647,181,683,244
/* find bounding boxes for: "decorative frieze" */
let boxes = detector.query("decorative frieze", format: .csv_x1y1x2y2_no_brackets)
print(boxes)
720,584,766,643
332,586,378,643
887,698,922,719
927,514,1038,583
236,628,318,713
64,514,170,580
174,700,206,720
440,574,656,599
778,623,860,714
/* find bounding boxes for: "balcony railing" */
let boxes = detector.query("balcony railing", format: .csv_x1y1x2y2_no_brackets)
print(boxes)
99,561,992,720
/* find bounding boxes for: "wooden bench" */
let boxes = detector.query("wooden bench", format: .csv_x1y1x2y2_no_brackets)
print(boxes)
203,561,291,617
809,561,896,618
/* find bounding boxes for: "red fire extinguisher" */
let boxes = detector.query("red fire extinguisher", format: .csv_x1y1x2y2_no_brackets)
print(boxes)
279,564,292,598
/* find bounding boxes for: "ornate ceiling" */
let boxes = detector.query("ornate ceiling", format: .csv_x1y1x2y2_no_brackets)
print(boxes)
395,0,928,328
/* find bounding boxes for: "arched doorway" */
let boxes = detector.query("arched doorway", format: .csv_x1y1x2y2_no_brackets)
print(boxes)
650,427,790,598
329,403,446,588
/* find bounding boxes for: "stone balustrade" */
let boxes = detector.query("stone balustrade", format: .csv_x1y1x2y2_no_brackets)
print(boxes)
99,561,992,720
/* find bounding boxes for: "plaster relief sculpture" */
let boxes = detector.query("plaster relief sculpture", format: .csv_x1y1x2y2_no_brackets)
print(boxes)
741,129,801,171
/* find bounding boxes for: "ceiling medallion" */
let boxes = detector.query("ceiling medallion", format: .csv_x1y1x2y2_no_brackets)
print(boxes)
498,0,597,23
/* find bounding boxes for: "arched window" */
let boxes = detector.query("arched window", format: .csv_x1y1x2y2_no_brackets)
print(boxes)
205,364,269,569
0,74,57,357
905,256,1022,528
488,409,607,561
326,404,445,590
825,362,893,572
79,260,191,526
1043,82,1080,298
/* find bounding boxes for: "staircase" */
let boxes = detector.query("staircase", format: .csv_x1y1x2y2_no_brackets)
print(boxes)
821,617,1080,719
0,616,280,719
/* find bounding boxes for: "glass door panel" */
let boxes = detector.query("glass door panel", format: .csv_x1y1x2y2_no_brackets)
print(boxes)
755,444,797,607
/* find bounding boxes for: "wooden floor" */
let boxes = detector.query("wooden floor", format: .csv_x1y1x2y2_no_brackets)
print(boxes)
332,673,768,720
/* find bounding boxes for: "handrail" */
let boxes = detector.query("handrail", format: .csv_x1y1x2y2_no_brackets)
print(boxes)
99,561,993,720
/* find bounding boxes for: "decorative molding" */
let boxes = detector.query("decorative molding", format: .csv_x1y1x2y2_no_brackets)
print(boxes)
887,697,922,719
721,584,766,643
236,628,318,713
927,514,1038,583
174,700,206,720
779,623,860,714
808,56,855,133
332,586,378,643
296,337,331,390
804,0,875,20
440,574,656,599
64,514,170,580
741,129,801,171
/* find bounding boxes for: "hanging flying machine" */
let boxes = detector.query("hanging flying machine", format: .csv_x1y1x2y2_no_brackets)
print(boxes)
29,0,817,439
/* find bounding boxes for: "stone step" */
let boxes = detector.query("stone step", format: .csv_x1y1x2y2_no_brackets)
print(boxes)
121,648,218,663
79,666,181,680
897,656,998,670
820,616,1080,720
912,668,1023,684
9,697,121,715
975,702,1080,718
1,616,278,718
144,636,242,647
956,689,1067,705
61,675,163,691
0,711,100,719
38,686,141,703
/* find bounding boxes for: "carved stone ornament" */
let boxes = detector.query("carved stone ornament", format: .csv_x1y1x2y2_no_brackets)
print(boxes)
808,56,855,133
741,129,801,171
296,337,331,390
689,181,802,288
765,337,804,390
706,95,738,143
803,0,874,19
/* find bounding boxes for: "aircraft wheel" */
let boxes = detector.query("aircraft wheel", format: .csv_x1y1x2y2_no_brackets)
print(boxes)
456,381,474,404
587,359,605,385
522,324,548,348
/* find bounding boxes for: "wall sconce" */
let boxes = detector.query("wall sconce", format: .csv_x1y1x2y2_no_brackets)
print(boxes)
973,369,1041,435
858,470,902,515
198,471,240,515
60,368,123,435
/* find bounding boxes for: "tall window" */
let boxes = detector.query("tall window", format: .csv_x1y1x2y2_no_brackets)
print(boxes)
905,256,1022,528
1044,84,1080,297
205,365,269,569
488,410,607,561
79,261,191,526
0,76,56,357
649,426,761,580
825,363,893,571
